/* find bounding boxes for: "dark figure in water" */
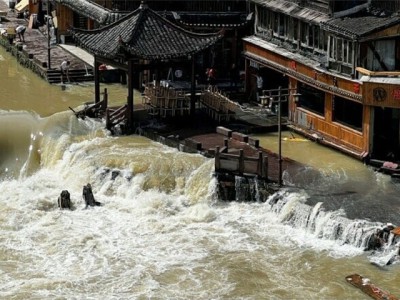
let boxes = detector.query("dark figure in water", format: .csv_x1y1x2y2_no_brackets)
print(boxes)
82,183,101,208
58,190,72,209
377,223,395,243
365,223,396,251
365,230,384,251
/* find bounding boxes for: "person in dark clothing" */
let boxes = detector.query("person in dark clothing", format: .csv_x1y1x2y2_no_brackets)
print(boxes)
205,67,216,86
58,190,72,209
82,183,101,208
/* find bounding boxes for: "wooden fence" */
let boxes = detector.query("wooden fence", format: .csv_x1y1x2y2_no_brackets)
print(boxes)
200,86,237,122
215,146,268,179
142,84,190,117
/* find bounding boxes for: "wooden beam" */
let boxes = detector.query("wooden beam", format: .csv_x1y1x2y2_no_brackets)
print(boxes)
127,60,134,132
190,55,196,116
95,57,190,73
356,67,400,77
94,56,100,103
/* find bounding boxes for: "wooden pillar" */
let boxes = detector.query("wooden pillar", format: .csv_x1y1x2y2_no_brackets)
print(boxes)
215,146,220,171
244,59,249,94
190,55,196,116
239,149,244,175
127,60,134,132
102,88,108,111
363,105,371,154
257,152,263,177
262,155,268,179
232,29,238,65
94,56,100,103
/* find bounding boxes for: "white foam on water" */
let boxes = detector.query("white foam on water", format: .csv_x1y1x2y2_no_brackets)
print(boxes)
1,112,399,299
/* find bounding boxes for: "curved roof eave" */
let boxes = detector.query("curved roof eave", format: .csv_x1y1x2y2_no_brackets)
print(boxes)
70,4,223,61
56,0,125,24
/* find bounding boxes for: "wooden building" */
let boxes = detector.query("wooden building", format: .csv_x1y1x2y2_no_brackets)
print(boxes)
27,0,252,83
69,2,223,133
243,0,400,161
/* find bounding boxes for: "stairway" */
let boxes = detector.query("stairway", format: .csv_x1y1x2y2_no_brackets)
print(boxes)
46,68,94,84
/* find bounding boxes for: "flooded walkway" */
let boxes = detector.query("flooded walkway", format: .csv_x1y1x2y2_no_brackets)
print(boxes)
0,2,93,82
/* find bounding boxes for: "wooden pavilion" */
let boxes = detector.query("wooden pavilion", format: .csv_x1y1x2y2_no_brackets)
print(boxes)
69,1,223,133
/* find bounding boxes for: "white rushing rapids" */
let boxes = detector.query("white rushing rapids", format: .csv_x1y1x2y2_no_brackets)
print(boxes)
0,110,399,299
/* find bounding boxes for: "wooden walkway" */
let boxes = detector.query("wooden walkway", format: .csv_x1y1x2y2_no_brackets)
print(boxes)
0,6,93,83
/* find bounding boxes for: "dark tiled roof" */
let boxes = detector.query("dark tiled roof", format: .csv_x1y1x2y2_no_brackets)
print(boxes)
70,3,223,60
321,12,400,39
172,12,253,29
252,0,329,23
57,0,125,24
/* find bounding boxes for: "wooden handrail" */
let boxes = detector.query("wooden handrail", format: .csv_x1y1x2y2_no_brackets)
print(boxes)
106,105,127,131
356,67,400,77
215,147,268,179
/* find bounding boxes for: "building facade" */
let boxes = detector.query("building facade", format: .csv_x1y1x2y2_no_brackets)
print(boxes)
29,0,252,84
243,0,400,161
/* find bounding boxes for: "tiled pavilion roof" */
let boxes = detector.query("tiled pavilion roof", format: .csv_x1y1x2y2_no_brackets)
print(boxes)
70,2,224,61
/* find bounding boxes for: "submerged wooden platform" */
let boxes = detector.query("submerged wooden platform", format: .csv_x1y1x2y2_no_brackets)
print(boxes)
346,274,399,300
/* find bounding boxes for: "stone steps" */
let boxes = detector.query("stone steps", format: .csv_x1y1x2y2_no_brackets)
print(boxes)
46,68,94,84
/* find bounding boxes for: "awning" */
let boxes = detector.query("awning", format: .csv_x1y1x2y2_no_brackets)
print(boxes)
15,0,29,12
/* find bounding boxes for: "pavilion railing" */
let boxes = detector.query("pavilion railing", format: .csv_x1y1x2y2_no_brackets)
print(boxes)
106,104,128,132
142,83,190,117
199,86,237,122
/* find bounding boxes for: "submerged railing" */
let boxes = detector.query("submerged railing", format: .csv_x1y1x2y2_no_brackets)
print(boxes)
106,104,128,132
215,146,268,179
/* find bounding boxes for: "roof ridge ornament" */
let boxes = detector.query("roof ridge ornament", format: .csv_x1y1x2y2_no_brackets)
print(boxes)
139,1,148,10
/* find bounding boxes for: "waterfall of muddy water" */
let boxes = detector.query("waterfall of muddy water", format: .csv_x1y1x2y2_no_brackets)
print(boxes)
1,47,400,299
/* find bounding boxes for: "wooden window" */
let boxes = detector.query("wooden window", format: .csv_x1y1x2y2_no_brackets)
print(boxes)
308,25,314,47
328,36,354,74
298,83,325,116
319,30,327,51
314,26,320,49
255,5,275,37
279,13,285,36
366,40,396,71
337,39,343,61
293,18,299,41
333,96,362,131
301,22,308,45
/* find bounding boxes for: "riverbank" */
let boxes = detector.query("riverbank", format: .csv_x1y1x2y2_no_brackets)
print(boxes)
0,3,93,82
0,1,318,191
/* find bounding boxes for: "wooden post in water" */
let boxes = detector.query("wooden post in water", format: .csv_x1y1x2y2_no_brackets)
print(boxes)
215,146,220,171
257,152,263,177
94,57,100,103
262,155,268,179
105,109,110,130
102,88,108,111
278,86,283,186
239,149,244,175
127,60,134,133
